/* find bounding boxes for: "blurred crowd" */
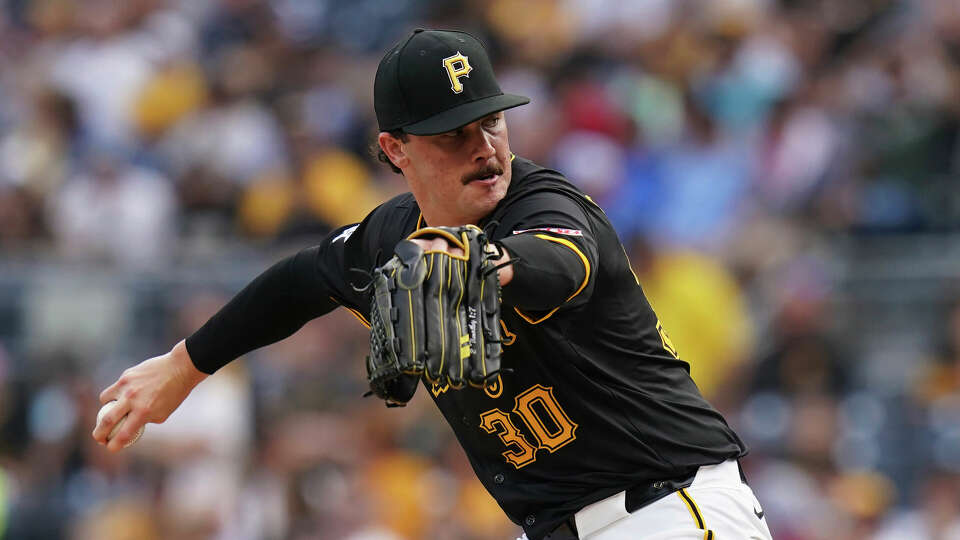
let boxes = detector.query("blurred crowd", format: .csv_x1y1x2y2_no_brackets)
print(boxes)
1,0,960,538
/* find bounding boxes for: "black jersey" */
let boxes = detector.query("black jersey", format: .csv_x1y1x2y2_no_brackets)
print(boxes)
187,156,747,540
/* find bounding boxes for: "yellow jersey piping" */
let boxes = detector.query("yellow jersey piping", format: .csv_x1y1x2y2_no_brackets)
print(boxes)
513,234,591,325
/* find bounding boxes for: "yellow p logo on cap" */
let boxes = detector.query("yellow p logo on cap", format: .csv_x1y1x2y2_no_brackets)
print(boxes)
443,52,472,94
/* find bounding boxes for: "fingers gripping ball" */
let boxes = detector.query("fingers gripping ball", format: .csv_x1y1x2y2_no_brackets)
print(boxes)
97,400,144,448
366,225,504,406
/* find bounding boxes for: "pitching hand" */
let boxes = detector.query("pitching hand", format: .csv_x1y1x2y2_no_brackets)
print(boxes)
93,340,208,452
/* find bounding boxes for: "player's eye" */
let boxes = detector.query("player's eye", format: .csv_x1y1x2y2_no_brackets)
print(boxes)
443,128,464,138
482,116,500,129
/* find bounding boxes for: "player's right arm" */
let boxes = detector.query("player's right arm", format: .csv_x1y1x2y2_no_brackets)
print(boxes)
93,339,207,452
93,204,406,452
93,242,347,452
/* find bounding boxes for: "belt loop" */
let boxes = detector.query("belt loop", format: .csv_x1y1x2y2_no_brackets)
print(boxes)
544,518,579,539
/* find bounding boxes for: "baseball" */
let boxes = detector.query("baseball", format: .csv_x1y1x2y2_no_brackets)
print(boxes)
97,400,144,448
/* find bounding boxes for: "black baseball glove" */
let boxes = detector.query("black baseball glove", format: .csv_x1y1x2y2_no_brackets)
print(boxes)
365,225,504,406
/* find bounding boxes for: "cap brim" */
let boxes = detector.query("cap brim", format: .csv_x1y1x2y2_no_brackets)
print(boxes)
401,94,531,136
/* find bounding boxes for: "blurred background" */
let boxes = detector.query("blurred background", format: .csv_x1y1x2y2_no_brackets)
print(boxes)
0,0,959,538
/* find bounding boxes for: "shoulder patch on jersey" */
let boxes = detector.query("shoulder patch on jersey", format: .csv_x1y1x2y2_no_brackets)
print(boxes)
333,224,359,243
512,227,583,236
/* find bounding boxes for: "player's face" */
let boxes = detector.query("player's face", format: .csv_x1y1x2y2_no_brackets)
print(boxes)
401,112,512,226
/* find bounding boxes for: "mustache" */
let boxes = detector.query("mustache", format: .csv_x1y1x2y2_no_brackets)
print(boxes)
461,163,505,184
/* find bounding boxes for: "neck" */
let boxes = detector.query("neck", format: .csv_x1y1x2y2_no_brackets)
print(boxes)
418,208,478,228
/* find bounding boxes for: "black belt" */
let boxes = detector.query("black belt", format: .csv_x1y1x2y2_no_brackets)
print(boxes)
544,461,749,539
542,468,701,540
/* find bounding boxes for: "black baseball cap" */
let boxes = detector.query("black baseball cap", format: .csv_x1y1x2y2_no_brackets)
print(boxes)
374,29,530,136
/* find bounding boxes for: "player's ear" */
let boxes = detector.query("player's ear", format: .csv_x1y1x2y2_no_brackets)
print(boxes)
378,132,409,170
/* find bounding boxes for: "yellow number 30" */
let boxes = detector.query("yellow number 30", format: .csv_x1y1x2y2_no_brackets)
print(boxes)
479,384,578,468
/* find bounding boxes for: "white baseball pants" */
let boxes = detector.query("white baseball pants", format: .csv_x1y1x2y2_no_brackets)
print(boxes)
519,459,773,540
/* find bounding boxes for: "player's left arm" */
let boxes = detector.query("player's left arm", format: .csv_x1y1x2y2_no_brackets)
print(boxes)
495,191,598,320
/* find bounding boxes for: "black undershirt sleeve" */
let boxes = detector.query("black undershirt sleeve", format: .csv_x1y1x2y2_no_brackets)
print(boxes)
183,198,412,375
185,246,338,374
